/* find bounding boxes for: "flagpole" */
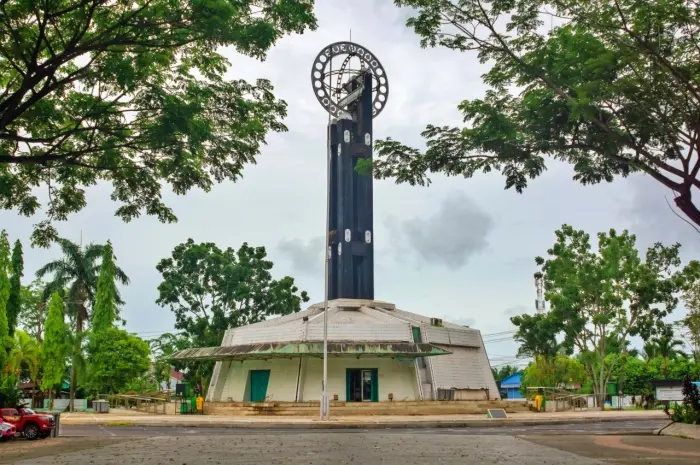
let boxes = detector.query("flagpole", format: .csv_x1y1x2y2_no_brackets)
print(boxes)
321,48,333,422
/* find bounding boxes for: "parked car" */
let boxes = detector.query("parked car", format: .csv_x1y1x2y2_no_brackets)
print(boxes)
0,417,17,441
0,407,54,440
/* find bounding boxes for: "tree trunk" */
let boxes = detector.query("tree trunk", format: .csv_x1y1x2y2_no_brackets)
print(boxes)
599,344,606,411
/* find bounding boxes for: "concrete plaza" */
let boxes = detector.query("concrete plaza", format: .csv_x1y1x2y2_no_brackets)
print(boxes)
2,430,699,465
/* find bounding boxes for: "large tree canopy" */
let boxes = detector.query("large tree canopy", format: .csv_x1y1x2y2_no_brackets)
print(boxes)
156,239,309,387
156,239,309,349
371,0,700,226
0,0,317,246
526,224,685,407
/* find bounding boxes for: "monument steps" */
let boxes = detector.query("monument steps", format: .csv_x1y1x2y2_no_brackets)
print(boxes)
205,400,529,416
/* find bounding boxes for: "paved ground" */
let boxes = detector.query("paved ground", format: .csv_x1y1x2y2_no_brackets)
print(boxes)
57,408,667,428
58,419,667,437
1,423,697,465
524,434,700,465
3,433,610,465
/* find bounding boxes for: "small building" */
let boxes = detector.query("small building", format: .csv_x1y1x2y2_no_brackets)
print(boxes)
499,373,524,400
652,380,700,403
172,299,500,403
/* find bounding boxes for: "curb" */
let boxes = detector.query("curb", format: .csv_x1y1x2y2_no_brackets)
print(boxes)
60,416,665,430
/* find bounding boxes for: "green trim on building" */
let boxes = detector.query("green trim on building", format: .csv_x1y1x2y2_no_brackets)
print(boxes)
169,342,451,362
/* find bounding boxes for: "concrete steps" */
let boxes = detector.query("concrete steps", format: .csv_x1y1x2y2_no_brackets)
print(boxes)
206,400,529,416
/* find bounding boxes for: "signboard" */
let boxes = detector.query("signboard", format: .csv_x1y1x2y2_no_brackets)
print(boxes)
655,386,684,402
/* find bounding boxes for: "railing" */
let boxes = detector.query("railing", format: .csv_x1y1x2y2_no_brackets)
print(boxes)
109,394,171,414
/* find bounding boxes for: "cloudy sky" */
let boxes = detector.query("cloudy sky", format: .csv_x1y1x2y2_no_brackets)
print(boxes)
1,1,697,368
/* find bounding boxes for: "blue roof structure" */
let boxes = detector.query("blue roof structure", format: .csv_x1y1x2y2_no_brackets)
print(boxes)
500,372,522,388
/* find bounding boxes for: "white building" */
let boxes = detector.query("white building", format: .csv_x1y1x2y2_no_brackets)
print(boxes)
172,299,499,403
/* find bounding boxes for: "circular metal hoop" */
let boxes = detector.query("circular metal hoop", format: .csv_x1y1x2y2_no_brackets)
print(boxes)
310,41,389,119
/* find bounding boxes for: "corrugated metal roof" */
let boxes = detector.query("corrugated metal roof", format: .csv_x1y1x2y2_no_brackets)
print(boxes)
169,342,452,361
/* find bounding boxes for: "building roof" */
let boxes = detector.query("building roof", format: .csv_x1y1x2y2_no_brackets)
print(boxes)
500,372,522,388
170,342,452,362
216,299,484,348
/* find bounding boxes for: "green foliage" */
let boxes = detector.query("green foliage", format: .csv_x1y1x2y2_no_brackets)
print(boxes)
666,379,700,425
37,237,129,332
37,237,130,410
156,239,309,383
7,330,40,386
18,280,47,343
374,0,700,226
87,328,151,394
7,240,22,336
91,241,118,335
513,225,685,404
522,355,586,389
682,276,700,360
510,312,562,359
0,1,317,246
41,293,70,393
492,365,519,382
0,230,10,370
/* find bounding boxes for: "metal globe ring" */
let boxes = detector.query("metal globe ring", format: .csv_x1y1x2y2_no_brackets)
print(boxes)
310,41,389,118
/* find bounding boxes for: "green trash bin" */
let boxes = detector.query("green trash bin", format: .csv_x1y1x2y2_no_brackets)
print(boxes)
190,396,197,413
180,402,189,414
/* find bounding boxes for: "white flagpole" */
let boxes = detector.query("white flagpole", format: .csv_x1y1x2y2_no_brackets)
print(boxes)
321,48,333,421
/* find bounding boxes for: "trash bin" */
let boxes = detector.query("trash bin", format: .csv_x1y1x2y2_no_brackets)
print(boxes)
51,413,60,438
93,400,110,413
179,401,189,414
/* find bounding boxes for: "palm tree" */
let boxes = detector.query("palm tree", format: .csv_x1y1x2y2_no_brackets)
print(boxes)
8,330,40,406
36,237,129,411
653,325,685,376
642,342,658,363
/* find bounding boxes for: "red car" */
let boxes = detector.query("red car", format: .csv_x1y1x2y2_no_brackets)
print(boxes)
0,417,16,441
0,407,54,440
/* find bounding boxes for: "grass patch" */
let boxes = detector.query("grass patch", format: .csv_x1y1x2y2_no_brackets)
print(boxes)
104,421,134,427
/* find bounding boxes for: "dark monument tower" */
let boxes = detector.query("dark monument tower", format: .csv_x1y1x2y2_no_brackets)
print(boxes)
311,42,389,301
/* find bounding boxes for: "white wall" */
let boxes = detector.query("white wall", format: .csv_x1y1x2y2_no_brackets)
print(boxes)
217,358,302,402
213,357,420,402
301,357,419,402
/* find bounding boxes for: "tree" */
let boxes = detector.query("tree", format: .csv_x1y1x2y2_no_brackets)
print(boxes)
0,1,318,246
370,0,700,227
511,311,562,359
7,330,40,405
18,280,47,343
491,365,519,382
521,355,586,389
41,293,70,409
91,241,118,335
642,341,658,363
149,333,181,391
87,328,150,394
6,240,22,336
529,225,683,409
0,231,10,361
682,274,700,361
156,239,309,383
652,324,685,376
37,237,129,411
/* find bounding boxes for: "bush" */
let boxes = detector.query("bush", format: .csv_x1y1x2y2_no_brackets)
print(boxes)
664,379,700,425
0,385,23,408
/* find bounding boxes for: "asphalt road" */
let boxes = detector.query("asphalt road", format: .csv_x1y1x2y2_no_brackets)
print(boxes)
59,419,667,437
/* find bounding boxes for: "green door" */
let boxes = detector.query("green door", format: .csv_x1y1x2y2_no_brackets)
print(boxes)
371,368,378,402
250,370,271,402
412,327,422,343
